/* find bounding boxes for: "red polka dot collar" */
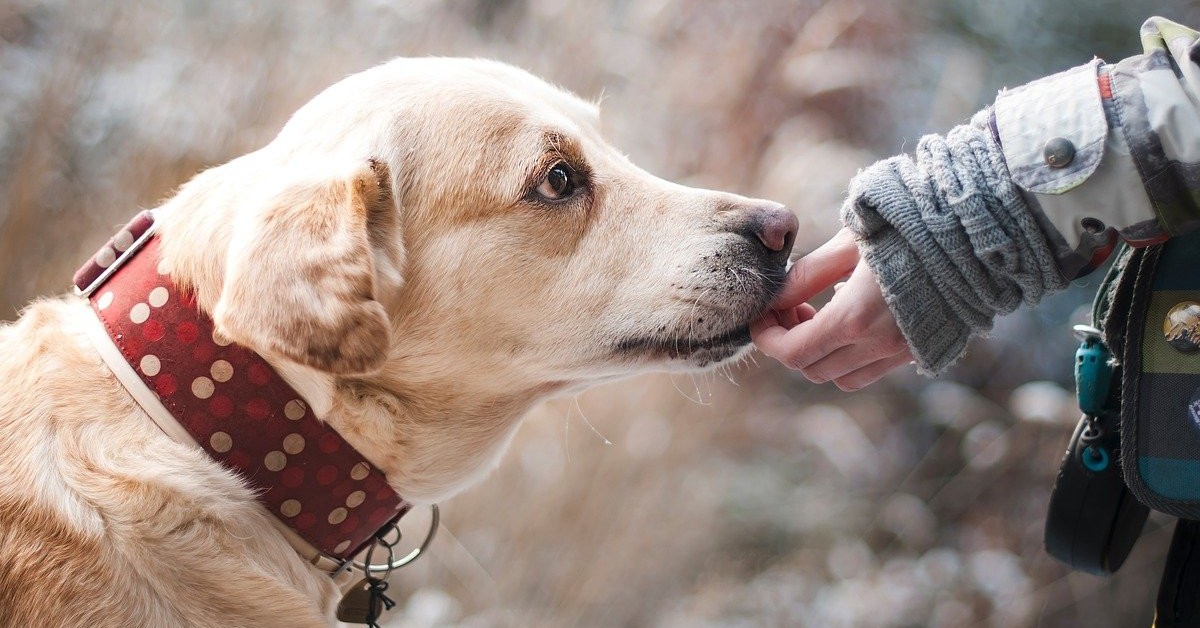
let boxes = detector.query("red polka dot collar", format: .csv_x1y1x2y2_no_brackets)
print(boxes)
73,211,410,570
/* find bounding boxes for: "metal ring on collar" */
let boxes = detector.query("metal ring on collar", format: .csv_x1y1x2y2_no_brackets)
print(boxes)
352,504,439,575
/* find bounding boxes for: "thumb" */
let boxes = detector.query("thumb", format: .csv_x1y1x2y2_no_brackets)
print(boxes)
772,227,860,309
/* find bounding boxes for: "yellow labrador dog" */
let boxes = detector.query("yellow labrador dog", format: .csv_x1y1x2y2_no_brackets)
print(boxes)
0,58,796,627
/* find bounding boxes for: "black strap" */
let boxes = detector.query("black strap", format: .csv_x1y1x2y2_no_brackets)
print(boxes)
1157,519,1200,627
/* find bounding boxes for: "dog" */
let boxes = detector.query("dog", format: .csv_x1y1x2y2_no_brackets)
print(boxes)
0,58,796,627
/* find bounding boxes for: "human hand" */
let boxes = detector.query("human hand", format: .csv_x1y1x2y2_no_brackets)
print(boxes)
751,228,913,391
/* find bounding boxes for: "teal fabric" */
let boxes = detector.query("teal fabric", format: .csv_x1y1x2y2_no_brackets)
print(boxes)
1139,456,1200,501
1127,229,1200,517
1153,231,1200,291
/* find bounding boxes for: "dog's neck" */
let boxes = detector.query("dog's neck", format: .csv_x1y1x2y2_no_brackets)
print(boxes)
152,171,563,504
261,358,546,504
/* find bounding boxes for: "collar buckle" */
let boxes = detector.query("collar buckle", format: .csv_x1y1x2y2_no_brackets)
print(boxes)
73,211,158,298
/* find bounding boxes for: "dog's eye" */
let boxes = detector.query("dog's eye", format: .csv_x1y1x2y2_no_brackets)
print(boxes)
535,162,577,201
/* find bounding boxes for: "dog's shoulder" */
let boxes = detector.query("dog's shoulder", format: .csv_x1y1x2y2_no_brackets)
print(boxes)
0,299,337,627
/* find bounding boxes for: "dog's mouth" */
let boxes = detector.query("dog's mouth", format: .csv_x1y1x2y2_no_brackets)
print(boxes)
610,256,786,367
613,324,752,361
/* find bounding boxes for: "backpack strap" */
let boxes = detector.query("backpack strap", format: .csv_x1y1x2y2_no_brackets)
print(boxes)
1092,242,1142,356
1157,519,1200,627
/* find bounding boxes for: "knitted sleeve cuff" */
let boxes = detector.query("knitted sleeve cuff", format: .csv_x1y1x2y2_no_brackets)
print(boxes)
840,119,1069,374
852,223,972,374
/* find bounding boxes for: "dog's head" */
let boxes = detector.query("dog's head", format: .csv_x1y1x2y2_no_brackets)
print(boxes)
159,58,796,500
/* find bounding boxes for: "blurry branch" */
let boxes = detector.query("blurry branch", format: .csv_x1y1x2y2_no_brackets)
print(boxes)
0,25,96,307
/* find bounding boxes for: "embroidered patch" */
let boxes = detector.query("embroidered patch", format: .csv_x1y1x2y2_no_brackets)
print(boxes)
1166,301,1200,352
1191,388,1200,431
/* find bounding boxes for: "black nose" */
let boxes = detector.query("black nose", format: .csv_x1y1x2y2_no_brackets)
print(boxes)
743,203,798,264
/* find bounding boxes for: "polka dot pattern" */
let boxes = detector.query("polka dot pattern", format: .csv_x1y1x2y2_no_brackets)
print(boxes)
148,286,169,307
212,330,233,347
191,376,215,399
210,431,233,453
284,399,306,421
281,499,302,517
113,229,135,252
86,234,406,561
282,433,305,455
210,360,233,383
95,246,117,268
140,354,161,377
264,451,287,472
130,303,150,324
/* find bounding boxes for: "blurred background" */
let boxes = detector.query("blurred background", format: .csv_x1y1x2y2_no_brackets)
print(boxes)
2,0,1199,626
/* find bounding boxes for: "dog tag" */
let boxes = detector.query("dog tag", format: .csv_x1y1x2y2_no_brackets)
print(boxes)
336,578,383,625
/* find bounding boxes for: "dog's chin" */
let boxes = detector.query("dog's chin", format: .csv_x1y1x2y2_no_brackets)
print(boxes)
613,265,786,370
613,325,753,369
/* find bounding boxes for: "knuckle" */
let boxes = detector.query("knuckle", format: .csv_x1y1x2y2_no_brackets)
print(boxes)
842,313,870,338
785,355,809,372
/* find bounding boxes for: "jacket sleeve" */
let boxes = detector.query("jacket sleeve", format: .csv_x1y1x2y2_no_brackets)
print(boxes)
996,16,1200,279
838,17,1200,374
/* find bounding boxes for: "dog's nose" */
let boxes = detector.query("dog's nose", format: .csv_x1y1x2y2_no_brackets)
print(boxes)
754,205,799,253
751,204,798,259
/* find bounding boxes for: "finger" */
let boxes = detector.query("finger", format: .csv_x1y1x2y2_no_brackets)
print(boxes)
750,303,817,338
802,342,899,384
797,303,817,323
831,353,914,392
776,303,817,329
772,228,859,309
753,308,850,372
749,309,782,338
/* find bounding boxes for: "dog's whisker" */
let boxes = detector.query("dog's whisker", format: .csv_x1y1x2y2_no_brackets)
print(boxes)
687,371,711,406
668,372,708,405
563,400,573,465
572,396,611,446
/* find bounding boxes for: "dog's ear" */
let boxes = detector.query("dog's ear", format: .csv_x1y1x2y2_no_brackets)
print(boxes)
213,158,404,375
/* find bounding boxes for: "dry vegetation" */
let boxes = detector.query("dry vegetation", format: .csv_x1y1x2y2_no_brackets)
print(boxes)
2,1,1198,626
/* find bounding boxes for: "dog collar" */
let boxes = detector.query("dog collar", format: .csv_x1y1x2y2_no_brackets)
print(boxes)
73,211,410,570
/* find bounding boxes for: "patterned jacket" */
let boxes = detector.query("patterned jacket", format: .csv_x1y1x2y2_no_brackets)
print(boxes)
1007,17,1200,278
840,17,1200,373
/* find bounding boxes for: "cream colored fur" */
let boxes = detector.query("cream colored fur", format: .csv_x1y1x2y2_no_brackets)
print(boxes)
0,58,790,627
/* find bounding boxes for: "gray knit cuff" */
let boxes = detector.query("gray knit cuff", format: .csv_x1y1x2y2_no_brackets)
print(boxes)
841,118,1069,374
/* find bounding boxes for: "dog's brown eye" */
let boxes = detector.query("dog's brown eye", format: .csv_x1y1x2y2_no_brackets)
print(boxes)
536,162,577,201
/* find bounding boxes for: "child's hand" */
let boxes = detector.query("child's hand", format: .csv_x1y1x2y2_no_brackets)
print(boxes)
751,228,912,391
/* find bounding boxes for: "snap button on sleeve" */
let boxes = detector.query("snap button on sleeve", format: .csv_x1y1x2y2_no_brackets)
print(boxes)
1043,137,1076,168
1080,217,1106,234
995,59,1104,194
